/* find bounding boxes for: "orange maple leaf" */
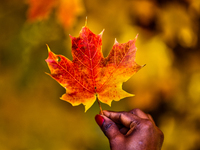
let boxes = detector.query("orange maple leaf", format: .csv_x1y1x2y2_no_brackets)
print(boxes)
45,25,143,112
26,0,56,21
26,0,84,29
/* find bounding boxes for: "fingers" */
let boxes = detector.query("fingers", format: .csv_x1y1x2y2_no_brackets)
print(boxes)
129,108,149,119
129,109,157,125
129,109,156,125
97,109,157,140
103,110,141,129
96,109,164,150
95,114,123,140
103,109,156,128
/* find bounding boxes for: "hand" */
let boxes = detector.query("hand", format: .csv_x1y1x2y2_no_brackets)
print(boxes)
95,109,164,150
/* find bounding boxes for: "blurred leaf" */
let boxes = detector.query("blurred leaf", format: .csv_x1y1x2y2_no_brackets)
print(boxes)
27,0,56,21
57,0,84,30
158,3,197,48
27,0,84,30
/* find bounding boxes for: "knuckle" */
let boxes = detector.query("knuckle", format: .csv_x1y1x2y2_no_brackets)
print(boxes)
130,108,141,115
142,120,154,130
118,113,127,122
118,113,124,122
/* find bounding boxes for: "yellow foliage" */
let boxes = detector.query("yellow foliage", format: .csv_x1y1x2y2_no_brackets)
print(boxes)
0,0,200,149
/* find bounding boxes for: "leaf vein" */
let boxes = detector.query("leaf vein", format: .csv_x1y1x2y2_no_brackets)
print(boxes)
55,58,93,93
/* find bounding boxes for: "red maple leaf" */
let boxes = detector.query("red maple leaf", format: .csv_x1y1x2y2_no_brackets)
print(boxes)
46,25,143,112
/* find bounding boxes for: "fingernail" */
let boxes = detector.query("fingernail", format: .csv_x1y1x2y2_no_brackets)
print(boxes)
95,114,104,127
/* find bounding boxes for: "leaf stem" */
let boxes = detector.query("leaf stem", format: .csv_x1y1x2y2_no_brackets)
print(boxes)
96,96,103,115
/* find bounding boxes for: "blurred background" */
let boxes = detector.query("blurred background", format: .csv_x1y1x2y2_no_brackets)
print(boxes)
0,0,200,149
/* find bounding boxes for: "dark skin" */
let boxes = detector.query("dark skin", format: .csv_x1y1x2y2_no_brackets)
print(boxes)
95,109,164,150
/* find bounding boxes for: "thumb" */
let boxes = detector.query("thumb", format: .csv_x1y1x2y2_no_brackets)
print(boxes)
95,114,123,140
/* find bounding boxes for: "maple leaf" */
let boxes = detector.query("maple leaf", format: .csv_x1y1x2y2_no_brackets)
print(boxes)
26,0,84,29
56,0,84,30
45,25,143,112
26,0,56,21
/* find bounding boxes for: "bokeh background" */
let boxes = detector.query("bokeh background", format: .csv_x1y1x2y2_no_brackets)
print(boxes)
0,0,200,149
